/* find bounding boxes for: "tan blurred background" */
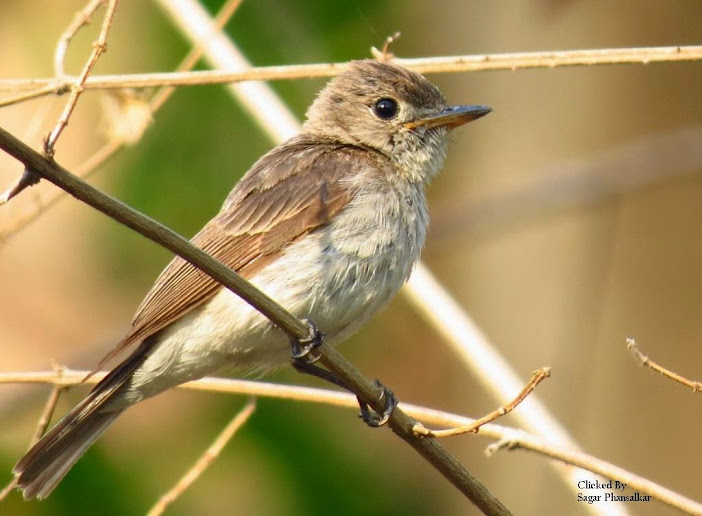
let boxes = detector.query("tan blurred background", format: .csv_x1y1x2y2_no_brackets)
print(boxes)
1,1,701,515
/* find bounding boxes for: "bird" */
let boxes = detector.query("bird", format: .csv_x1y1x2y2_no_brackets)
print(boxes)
13,59,490,500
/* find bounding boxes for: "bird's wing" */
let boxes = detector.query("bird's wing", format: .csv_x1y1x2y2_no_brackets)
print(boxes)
96,139,367,369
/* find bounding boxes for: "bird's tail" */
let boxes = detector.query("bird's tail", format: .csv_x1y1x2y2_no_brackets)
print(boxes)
13,341,152,500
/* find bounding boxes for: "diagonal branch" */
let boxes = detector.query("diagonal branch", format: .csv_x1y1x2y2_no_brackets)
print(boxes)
0,126,510,516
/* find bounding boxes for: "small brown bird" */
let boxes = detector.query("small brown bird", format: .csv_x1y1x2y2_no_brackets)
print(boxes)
14,59,490,499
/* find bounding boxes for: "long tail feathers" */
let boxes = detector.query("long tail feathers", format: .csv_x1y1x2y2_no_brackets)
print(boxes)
14,409,124,500
13,340,152,500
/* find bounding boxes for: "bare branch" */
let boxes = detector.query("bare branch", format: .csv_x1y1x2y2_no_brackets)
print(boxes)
627,338,702,393
0,126,510,515
45,0,118,156
0,45,699,99
0,0,242,238
54,0,106,77
3,368,701,515
487,437,702,516
0,0,118,205
414,368,551,438
146,398,256,516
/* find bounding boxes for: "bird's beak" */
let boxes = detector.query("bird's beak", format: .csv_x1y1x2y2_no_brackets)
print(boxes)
404,104,492,130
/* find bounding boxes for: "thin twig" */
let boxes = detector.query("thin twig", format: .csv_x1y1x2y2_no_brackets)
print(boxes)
487,437,702,516
0,0,242,237
403,264,621,515
370,31,402,61
0,0,117,204
414,368,551,438
0,126,510,516
0,45,699,99
626,338,702,393
28,364,67,443
54,0,106,77
3,368,701,515
146,398,256,516
155,0,300,142
0,364,66,501
0,84,67,108
45,0,118,156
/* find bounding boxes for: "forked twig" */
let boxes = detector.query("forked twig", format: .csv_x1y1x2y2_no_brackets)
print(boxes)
146,398,256,516
45,0,118,156
54,0,106,77
0,0,118,206
627,338,702,393
413,368,551,438
0,0,242,236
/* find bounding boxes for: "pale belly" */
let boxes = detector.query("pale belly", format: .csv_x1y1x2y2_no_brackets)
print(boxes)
111,220,419,408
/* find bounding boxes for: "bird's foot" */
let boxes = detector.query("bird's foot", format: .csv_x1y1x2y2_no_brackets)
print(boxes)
290,319,324,364
358,380,397,427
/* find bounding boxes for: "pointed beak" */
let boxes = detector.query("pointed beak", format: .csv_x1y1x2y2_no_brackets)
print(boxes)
404,104,492,130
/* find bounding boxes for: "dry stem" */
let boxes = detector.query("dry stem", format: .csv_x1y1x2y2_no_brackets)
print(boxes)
626,338,702,393
54,0,106,77
1,46,700,101
414,368,551,438
3,368,701,515
0,0,242,236
0,0,117,206
44,0,118,156
487,437,702,516
146,398,256,516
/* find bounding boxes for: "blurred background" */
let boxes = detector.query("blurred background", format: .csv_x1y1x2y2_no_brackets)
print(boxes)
1,1,701,514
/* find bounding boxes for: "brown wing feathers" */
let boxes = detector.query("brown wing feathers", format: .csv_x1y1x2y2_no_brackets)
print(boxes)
95,138,358,369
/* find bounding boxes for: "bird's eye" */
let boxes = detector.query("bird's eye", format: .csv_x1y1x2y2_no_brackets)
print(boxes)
373,98,398,120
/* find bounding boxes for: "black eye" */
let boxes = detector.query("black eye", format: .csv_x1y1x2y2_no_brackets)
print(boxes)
373,98,398,120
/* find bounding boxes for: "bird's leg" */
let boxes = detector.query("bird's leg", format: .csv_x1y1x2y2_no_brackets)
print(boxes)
289,319,397,427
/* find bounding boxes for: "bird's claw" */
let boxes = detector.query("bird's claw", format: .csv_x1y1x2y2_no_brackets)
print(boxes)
358,380,397,427
290,319,324,364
